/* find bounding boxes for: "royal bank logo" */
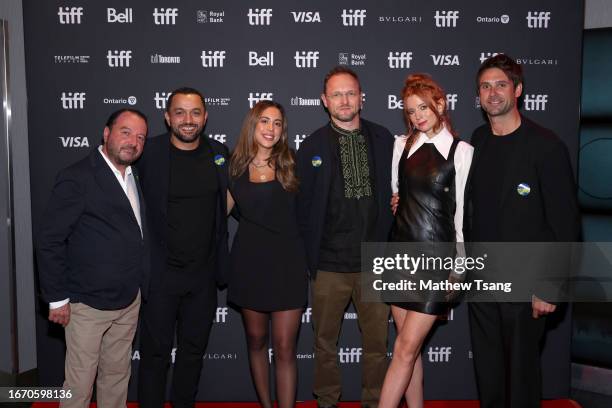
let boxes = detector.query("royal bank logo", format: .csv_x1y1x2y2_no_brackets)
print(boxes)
476,14,510,24
58,6,83,24
107,50,132,68
526,11,551,29
153,8,178,25
378,15,422,24
59,136,89,148
248,92,273,108
523,94,548,111
205,96,231,107
339,347,362,363
338,52,366,66
388,52,412,69
291,11,321,23
341,9,366,26
248,8,273,25
154,92,170,110
196,10,224,23
446,94,458,110
54,55,89,64
209,134,227,144
60,92,86,109
107,8,132,23
431,54,460,66
388,95,403,110
428,346,452,362
200,51,226,68
290,96,321,107
214,307,228,323
434,10,459,28
103,96,137,105
151,54,180,64
249,51,274,66
479,52,502,63
294,51,319,68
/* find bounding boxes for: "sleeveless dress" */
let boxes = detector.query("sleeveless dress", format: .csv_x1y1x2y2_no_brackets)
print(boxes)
227,171,308,312
389,139,459,315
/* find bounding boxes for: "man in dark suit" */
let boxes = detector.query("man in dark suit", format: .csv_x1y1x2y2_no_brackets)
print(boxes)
137,87,229,408
464,54,580,408
37,108,149,408
297,66,393,408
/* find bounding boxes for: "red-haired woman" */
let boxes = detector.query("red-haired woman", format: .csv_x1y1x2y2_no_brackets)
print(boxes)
380,74,473,408
227,100,307,408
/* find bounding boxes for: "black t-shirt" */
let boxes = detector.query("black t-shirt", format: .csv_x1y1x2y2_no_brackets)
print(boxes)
166,141,218,275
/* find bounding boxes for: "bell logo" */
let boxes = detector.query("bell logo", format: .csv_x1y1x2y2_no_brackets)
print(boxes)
428,346,452,362
434,10,459,28
446,94,458,111
431,55,460,66
341,9,366,26
388,52,412,69
57,7,83,24
248,8,273,25
524,94,548,111
200,51,226,68
388,95,403,110
291,11,321,23
107,50,132,68
294,51,319,68
479,52,501,63
153,8,178,25
526,11,551,29
339,347,362,363
107,8,132,23
249,51,274,66
60,92,86,109
214,307,228,323
248,92,273,108
154,91,171,109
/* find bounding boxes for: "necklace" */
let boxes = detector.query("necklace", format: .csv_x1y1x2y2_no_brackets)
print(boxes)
250,161,273,181
251,160,268,169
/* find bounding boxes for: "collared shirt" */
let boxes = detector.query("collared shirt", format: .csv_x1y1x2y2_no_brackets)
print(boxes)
391,126,473,242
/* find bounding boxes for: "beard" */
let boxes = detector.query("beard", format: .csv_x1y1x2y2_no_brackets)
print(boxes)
170,123,203,144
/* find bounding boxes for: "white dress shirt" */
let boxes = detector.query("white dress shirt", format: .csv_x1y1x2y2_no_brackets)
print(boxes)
391,126,474,243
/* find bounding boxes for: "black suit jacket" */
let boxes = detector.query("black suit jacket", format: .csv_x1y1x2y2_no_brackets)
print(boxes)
296,119,395,277
136,133,229,291
464,117,580,300
37,149,150,310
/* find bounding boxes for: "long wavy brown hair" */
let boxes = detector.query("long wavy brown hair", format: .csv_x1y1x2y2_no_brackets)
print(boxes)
230,100,298,192
402,73,457,152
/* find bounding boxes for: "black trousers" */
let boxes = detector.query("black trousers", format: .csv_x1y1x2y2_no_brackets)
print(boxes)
468,302,546,408
138,284,217,408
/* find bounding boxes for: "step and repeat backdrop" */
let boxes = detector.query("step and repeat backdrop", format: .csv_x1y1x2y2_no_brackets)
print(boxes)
24,0,583,402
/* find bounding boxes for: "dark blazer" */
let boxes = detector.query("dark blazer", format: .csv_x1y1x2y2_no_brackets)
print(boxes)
37,149,150,310
136,133,229,290
464,117,580,299
296,119,395,276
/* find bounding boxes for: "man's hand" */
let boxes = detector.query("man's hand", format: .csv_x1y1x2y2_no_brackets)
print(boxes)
390,193,399,215
532,295,556,319
49,303,71,327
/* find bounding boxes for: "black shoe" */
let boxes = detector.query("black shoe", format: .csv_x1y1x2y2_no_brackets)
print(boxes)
317,404,338,408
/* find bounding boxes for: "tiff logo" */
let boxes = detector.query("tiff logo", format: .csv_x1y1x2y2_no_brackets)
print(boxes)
524,94,548,111
341,9,366,26
107,8,132,23
479,52,501,63
249,51,274,66
446,94,458,111
201,51,226,68
526,11,551,29
58,7,83,24
294,51,319,68
388,52,412,69
428,346,452,362
295,134,307,150
339,347,362,363
248,92,273,108
248,8,273,25
154,92,171,109
214,307,228,323
107,50,132,67
153,8,178,25
434,10,459,28
60,92,86,109
209,134,227,144
301,307,312,323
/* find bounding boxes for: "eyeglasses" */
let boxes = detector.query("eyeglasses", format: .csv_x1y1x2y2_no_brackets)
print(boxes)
326,91,360,100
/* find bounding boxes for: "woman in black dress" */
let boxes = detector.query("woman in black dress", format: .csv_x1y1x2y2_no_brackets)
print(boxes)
379,74,473,408
227,100,307,408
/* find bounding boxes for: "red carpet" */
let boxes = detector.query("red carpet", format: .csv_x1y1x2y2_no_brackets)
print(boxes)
32,400,582,407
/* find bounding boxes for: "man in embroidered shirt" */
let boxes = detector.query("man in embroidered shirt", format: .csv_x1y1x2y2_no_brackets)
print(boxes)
37,108,149,408
297,66,394,408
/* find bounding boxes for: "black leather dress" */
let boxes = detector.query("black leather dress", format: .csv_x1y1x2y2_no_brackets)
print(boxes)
390,138,459,315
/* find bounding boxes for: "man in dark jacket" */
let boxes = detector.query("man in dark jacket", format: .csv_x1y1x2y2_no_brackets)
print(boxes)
297,66,394,408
